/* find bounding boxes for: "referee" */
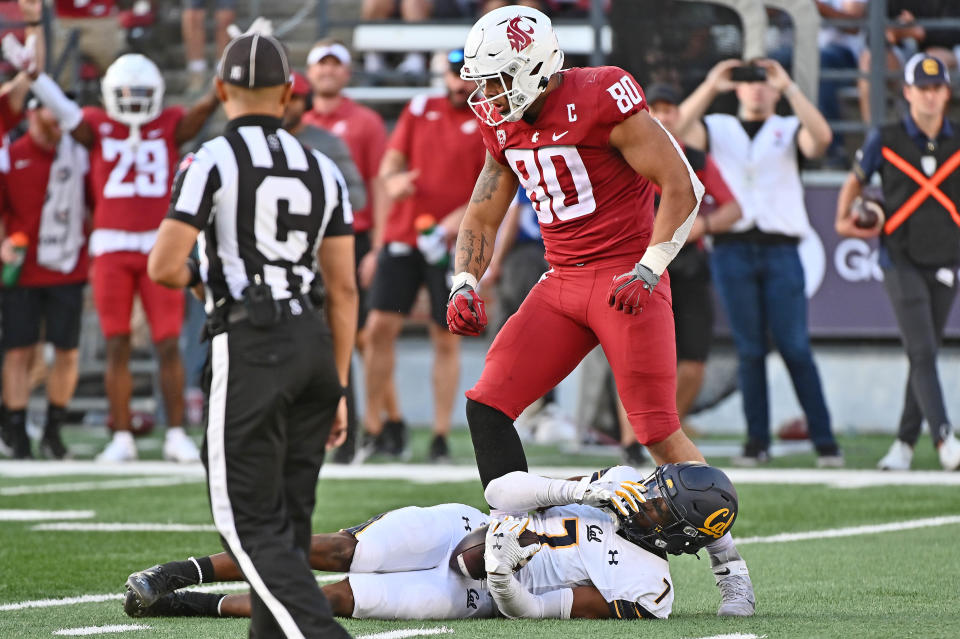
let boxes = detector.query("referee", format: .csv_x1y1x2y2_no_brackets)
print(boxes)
146,33,356,638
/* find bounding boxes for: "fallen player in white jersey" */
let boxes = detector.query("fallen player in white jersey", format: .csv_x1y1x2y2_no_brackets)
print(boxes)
124,462,741,621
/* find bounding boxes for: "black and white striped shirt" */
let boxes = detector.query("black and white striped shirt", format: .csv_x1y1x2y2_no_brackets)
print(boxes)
167,115,352,311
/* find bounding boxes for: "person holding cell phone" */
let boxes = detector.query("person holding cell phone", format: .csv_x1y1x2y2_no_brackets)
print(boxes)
672,58,842,467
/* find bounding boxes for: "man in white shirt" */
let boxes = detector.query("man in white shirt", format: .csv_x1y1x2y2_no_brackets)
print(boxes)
675,58,842,467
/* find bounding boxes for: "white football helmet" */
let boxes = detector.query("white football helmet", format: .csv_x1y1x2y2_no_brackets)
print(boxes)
461,6,563,126
102,54,165,133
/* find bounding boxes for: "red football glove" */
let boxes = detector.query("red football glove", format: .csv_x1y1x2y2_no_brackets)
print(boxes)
447,282,487,336
607,263,660,314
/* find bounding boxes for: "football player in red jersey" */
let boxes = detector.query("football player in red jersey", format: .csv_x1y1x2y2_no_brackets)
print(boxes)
445,7,755,617
12,42,220,462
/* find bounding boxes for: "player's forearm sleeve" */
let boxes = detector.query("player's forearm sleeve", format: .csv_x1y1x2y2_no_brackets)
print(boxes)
30,74,82,131
487,573,573,619
484,471,584,511
638,120,705,277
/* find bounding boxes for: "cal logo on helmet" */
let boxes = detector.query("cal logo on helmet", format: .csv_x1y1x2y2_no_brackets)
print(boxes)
698,508,736,539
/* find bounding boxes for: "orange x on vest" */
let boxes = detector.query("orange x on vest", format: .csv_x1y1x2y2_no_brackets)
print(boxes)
881,146,960,234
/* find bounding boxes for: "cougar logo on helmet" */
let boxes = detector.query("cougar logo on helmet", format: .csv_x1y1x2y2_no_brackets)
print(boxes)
698,508,735,539
506,16,535,52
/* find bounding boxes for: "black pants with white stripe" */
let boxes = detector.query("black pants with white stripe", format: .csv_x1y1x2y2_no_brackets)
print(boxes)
203,313,350,639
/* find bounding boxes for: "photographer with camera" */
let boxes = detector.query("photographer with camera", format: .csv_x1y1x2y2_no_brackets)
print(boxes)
674,58,842,467
836,54,960,472
147,33,355,638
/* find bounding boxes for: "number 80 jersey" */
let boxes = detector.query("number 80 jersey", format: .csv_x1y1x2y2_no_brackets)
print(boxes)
478,66,656,268
83,106,186,233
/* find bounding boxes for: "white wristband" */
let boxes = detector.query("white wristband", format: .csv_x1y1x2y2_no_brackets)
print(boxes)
638,118,704,277
31,73,83,131
451,271,478,292
487,573,573,619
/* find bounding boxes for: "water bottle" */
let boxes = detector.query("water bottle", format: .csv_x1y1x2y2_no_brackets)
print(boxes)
415,214,449,267
2,232,29,287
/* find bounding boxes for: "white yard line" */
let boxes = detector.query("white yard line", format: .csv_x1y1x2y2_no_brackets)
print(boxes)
0,510,94,521
53,624,150,636
0,477,200,496
31,523,218,533
736,515,960,545
0,575,345,612
356,627,453,639
2,461,959,487
0,593,123,612
686,634,765,639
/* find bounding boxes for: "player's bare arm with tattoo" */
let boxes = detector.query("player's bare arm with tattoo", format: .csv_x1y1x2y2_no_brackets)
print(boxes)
446,152,519,335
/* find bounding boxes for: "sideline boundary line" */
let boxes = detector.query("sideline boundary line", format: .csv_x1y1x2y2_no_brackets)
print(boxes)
2,461,959,487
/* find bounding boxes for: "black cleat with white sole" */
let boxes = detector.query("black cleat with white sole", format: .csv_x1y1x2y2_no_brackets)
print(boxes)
124,564,198,610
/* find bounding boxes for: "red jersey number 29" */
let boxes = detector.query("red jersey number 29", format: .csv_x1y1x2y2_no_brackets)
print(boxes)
607,75,643,114
102,138,169,199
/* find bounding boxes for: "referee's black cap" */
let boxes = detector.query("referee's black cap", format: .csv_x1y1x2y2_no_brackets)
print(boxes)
217,33,291,89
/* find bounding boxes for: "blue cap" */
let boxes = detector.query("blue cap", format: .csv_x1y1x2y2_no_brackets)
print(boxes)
904,53,950,87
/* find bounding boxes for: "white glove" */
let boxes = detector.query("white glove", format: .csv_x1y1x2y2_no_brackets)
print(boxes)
226,16,274,40
484,517,541,576
416,226,448,265
576,477,646,517
2,33,36,74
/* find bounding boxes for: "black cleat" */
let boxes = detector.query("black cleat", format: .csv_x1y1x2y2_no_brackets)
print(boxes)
428,434,450,463
125,590,223,618
125,564,197,610
384,419,408,458
622,442,647,467
40,433,69,460
10,429,32,459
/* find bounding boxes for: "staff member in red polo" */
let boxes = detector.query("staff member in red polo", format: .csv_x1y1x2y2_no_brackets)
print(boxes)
0,100,89,459
301,39,402,461
363,49,486,462
836,53,960,472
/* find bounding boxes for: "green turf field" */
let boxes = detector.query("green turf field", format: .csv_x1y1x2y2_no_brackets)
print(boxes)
1,428,958,639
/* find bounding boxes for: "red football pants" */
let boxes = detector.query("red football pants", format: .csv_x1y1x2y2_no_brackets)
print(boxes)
467,262,680,446
92,251,185,342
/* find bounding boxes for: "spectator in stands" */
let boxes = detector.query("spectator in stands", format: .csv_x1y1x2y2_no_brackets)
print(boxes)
301,40,400,461
361,0,490,74
182,0,236,94
363,50,485,462
858,1,960,123
675,58,843,467
0,99,89,460
836,54,960,472
816,0,867,165
51,0,123,79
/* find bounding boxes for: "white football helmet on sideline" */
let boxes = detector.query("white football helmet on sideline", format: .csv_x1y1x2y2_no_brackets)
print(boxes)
102,54,165,137
461,6,563,126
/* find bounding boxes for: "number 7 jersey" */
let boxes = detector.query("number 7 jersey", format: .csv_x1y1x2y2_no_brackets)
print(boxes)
477,66,655,268
83,106,186,233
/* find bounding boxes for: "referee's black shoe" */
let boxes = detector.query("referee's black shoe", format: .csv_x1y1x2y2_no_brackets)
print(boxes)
125,564,197,610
